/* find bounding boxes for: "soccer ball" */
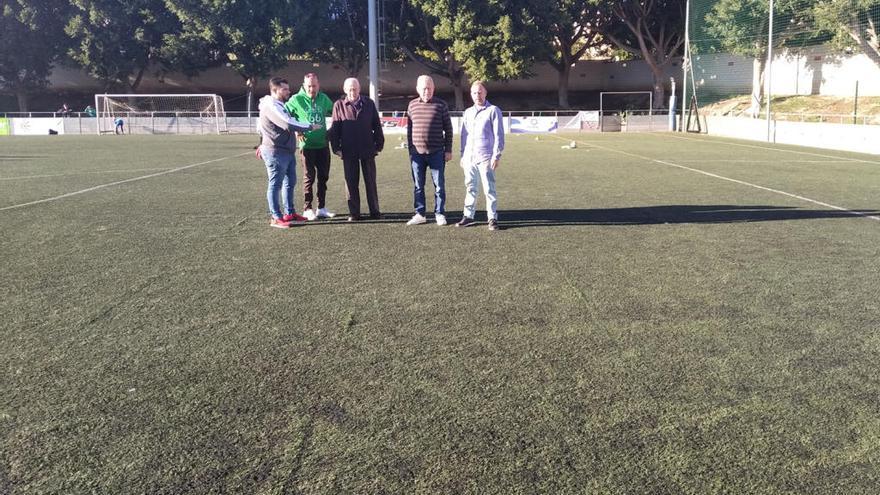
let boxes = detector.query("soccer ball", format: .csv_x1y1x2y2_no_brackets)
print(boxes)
570,141,577,149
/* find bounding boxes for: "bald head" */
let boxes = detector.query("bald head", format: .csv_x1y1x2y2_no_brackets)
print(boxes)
416,75,435,102
470,81,487,107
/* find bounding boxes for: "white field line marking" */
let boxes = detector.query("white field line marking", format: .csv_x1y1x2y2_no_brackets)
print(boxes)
673,159,857,164
667,133,880,165
0,152,250,212
552,135,880,223
0,167,170,181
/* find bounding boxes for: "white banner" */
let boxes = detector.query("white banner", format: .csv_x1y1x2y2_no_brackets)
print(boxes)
11,118,65,135
509,116,557,133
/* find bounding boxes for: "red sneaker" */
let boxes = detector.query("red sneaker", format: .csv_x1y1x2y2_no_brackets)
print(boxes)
282,213,307,224
269,217,291,229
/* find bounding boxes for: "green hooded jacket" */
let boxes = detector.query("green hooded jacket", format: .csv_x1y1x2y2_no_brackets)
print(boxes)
284,88,334,149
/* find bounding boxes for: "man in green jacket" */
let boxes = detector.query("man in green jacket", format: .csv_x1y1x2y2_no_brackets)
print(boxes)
285,73,336,220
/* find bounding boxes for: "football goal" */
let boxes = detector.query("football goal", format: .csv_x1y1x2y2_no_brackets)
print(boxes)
599,91,655,132
95,94,227,135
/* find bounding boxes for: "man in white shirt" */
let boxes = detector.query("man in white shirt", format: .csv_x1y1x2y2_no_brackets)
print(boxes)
457,81,504,231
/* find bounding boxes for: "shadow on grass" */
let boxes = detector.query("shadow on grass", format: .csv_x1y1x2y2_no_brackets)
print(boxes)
495,205,880,228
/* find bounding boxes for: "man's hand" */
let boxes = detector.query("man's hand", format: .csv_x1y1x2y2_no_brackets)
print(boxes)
490,159,500,171
444,151,452,162
255,147,262,159
296,133,305,143
334,151,342,158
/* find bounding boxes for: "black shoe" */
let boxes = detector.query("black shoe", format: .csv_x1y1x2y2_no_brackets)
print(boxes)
456,217,475,227
369,212,382,220
347,215,361,222
488,219,500,231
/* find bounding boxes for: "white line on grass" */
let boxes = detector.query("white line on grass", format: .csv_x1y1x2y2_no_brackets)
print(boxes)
0,167,171,181
672,159,857,164
553,134,880,223
0,152,250,212
666,133,880,165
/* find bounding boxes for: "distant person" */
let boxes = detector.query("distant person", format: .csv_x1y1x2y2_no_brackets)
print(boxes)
405,75,453,226
83,105,96,117
457,81,504,231
285,73,336,221
57,103,71,116
327,78,384,221
258,76,319,229
114,117,124,134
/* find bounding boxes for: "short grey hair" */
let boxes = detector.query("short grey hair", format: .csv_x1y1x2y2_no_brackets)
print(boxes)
343,77,360,90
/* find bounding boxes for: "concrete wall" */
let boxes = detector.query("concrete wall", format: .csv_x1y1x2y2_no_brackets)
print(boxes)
47,59,683,98
691,46,880,97
704,115,880,155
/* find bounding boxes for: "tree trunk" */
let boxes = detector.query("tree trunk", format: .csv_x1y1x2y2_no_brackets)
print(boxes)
750,56,766,118
130,65,147,92
557,63,571,109
16,90,29,113
451,77,464,110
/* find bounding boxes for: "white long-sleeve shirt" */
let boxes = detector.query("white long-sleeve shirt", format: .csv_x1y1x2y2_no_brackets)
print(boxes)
460,101,504,163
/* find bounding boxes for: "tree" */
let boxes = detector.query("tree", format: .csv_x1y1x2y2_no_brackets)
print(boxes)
599,0,685,109
703,0,815,116
392,0,535,109
813,0,880,65
166,0,307,114
66,0,188,92
0,0,71,111
527,0,613,108
307,0,369,76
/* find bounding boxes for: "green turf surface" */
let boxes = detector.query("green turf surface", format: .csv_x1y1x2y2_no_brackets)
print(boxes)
2,133,879,493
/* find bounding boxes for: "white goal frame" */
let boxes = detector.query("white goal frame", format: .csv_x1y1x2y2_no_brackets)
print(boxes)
95,93,227,135
599,91,653,132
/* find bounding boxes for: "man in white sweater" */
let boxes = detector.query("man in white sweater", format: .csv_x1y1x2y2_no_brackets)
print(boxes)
258,77,318,229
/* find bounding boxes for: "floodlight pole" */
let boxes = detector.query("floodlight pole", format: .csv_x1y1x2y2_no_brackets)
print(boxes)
766,0,774,142
368,0,379,111
680,0,691,132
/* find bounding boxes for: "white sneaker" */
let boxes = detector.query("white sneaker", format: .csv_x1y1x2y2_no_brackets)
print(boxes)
303,209,317,221
406,213,427,225
435,214,447,226
316,208,336,218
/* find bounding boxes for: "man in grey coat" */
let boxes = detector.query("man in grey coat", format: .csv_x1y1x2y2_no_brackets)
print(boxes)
258,76,318,229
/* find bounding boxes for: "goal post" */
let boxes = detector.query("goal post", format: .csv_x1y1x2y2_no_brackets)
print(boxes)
599,91,653,132
94,94,227,135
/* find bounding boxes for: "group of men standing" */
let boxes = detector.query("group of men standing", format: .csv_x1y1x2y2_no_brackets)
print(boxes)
257,73,503,231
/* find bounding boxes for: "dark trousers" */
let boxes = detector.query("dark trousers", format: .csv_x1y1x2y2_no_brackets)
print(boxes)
301,147,331,210
343,156,380,218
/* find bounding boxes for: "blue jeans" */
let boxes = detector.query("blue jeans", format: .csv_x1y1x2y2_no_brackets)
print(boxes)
261,147,297,219
410,150,446,215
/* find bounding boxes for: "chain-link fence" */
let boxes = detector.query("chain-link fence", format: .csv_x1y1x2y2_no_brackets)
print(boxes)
685,0,880,129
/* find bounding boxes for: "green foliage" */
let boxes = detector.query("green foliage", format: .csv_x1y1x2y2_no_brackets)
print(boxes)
403,0,535,81
0,0,71,105
65,0,187,91
812,0,880,59
302,0,369,76
165,0,303,81
702,0,831,56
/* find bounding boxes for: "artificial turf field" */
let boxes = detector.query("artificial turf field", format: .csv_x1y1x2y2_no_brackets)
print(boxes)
1,132,879,493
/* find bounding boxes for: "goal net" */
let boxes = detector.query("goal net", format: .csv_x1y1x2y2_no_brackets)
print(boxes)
95,94,227,135
599,91,655,132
